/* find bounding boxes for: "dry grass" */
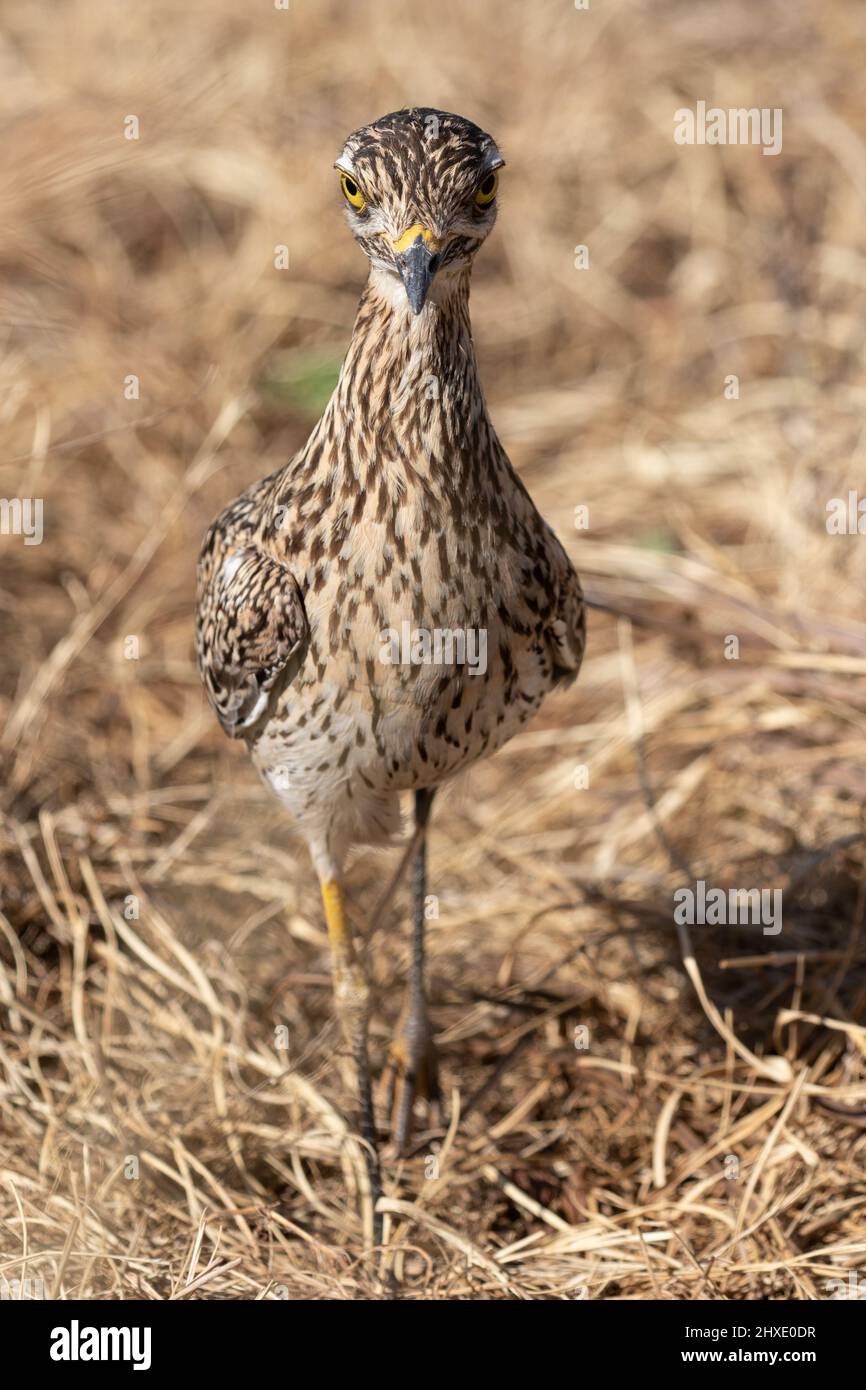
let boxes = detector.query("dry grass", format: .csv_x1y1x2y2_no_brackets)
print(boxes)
2,0,866,1300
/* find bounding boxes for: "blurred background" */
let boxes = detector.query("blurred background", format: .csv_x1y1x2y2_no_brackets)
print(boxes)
1,0,865,1299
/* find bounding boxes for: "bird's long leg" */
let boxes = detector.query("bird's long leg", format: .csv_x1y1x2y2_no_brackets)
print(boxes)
389,788,442,1154
320,878,382,1244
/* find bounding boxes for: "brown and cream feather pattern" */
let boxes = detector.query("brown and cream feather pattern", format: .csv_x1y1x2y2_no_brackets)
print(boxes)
196,109,585,881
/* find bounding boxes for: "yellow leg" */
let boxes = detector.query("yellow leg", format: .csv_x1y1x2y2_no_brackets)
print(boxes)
319,878,381,1243
321,879,366,1015
380,789,442,1154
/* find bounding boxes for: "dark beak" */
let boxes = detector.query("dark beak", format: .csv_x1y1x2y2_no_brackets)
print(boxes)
395,234,441,315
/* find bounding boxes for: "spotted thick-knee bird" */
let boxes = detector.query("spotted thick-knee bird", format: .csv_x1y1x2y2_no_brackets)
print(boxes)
196,108,585,1223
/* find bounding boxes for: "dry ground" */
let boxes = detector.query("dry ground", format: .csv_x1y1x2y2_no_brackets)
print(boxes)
1,0,865,1299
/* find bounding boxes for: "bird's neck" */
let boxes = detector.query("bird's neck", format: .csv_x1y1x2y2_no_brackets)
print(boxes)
317,267,495,495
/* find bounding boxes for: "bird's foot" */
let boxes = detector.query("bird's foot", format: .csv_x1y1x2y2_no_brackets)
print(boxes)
381,1008,443,1156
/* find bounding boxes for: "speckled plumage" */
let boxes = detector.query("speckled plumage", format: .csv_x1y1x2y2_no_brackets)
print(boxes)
196,108,585,885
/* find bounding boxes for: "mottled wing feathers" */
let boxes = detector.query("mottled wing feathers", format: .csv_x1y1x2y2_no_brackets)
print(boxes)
197,546,308,739
549,565,586,681
529,522,585,683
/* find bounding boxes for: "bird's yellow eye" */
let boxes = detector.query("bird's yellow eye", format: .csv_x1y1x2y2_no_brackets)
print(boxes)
474,171,498,207
340,173,366,211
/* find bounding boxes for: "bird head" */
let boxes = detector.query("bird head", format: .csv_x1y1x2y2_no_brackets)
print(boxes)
334,108,504,315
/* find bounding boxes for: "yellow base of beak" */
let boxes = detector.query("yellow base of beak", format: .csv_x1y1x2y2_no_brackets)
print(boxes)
390,223,443,255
